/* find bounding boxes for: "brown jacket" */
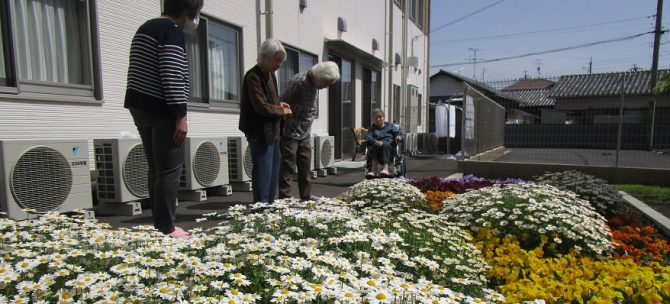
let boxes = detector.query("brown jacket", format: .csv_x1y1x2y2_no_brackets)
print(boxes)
239,65,285,143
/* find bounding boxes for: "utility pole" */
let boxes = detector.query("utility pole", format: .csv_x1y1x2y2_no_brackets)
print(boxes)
649,0,663,150
468,48,479,80
588,57,592,74
651,0,663,87
535,59,542,76
481,68,486,82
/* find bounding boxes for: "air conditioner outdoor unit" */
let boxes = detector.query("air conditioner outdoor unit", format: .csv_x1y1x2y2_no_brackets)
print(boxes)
227,136,252,182
179,137,229,190
0,139,93,220
94,138,149,203
314,135,335,169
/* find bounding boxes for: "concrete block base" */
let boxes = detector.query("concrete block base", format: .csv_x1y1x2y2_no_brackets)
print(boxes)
96,201,142,216
178,189,207,202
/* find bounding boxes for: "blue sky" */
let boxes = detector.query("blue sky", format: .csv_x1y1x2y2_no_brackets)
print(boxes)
429,0,670,82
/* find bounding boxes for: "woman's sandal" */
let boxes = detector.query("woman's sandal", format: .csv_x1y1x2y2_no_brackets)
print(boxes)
365,172,376,179
379,170,390,178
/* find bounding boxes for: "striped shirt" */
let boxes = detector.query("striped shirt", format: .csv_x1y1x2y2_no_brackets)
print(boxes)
124,18,189,118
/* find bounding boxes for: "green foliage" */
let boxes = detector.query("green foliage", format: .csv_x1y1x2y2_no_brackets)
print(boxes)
616,184,670,205
536,170,627,217
654,73,670,96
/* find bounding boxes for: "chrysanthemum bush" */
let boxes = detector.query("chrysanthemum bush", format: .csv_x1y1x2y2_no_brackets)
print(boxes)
338,178,426,208
536,170,628,217
0,199,504,303
439,183,613,257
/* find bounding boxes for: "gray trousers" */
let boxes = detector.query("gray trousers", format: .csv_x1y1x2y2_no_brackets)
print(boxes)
278,136,312,200
130,108,184,234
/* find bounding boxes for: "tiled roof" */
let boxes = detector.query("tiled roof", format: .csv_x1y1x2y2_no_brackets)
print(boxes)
549,69,670,98
431,69,526,104
502,89,554,107
503,78,555,91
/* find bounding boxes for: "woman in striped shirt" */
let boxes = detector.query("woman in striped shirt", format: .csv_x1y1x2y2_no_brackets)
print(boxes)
124,0,204,238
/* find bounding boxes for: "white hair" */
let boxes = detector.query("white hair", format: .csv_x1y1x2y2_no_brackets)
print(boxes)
371,108,385,118
309,61,340,82
257,38,286,64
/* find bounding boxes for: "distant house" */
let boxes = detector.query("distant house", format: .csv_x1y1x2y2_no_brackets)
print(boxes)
429,69,529,129
501,78,557,124
548,70,670,125
502,70,670,149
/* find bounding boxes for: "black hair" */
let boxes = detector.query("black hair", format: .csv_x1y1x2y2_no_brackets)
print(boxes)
163,0,204,19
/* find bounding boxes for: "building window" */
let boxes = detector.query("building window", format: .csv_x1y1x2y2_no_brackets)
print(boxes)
278,45,317,93
0,1,11,88
1,0,101,99
184,15,241,107
409,0,424,29
362,68,381,127
417,0,424,29
393,84,401,123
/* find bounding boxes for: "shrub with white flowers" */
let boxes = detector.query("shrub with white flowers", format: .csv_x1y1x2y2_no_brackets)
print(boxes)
0,200,504,303
535,170,628,217
440,183,613,257
340,178,426,207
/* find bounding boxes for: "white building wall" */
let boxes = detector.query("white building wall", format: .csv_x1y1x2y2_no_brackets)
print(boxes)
0,0,429,161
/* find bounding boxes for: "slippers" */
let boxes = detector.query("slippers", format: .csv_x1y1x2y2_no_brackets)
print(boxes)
379,170,390,178
365,172,376,179
167,226,191,238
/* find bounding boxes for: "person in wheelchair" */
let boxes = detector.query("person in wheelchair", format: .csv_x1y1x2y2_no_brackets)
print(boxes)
365,108,403,178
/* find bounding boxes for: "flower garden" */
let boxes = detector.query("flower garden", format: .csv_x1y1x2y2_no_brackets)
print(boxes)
1,171,670,303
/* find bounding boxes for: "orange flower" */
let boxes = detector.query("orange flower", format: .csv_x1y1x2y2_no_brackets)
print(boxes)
424,190,455,211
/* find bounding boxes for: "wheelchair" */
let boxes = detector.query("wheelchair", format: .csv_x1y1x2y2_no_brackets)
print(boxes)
364,138,407,178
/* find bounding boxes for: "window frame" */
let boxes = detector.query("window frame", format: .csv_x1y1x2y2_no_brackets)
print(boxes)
0,0,103,103
362,66,381,127
277,44,318,93
183,13,243,110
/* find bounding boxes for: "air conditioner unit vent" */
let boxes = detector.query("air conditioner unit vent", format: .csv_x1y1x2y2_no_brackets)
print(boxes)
314,135,335,169
11,146,72,212
227,137,252,182
193,141,220,187
123,144,149,198
94,138,148,203
321,141,332,165
244,145,253,178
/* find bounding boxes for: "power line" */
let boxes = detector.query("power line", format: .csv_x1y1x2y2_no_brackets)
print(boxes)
430,31,658,68
431,15,653,44
430,0,505,33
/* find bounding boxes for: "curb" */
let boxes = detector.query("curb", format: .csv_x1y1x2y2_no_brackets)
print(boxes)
620,191,670,237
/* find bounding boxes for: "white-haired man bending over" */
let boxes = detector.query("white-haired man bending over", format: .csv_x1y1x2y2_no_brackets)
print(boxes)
278,61,340,202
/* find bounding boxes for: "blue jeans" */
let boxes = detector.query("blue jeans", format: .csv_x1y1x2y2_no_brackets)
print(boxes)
130,108,184,234
249,138,280,203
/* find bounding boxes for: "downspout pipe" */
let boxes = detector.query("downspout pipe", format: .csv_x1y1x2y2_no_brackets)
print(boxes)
387,0,394,120
401,0,408,126
265,0,273,39
256,0,262,49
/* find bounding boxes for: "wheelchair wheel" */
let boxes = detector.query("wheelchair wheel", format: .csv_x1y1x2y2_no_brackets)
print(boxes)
394,155,406,177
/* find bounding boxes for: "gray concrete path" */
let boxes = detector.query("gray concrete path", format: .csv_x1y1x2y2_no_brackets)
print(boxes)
94,154,458,231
